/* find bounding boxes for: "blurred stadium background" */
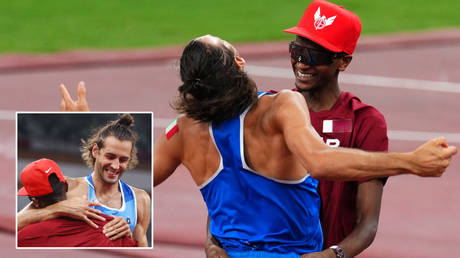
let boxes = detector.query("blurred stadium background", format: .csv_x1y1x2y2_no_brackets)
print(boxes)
1,0,460,53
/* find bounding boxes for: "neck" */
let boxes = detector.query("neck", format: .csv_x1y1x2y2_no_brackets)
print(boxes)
299,80,341,112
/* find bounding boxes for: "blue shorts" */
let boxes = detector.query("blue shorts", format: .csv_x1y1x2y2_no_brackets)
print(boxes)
227,251,300,258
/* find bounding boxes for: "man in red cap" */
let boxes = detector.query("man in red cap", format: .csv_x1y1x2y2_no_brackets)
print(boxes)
206,0,387,257
283,0,385,257
17,158,138,247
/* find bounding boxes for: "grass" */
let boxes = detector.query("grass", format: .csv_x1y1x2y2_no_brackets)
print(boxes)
0,0,459,53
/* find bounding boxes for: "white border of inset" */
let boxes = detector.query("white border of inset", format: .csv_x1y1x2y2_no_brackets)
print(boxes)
16,111,154,250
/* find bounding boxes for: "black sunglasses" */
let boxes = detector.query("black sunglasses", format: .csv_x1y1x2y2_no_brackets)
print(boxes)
289,41,341,66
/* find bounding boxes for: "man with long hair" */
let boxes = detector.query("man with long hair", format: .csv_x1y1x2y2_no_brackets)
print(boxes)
17,114,151,247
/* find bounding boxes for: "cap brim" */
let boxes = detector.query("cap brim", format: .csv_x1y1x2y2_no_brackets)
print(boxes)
17,187,29,196
284,26,342,53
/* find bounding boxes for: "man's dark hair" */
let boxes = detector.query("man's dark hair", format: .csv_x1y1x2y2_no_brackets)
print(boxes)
173,38,258,124
80,114,139,169
29,173,67,208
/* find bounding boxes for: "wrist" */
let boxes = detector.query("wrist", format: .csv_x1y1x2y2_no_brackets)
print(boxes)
329,245,346,258
400,152,417,175
48,202,64,218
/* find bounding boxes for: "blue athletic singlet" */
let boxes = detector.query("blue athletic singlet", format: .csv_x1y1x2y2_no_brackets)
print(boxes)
200,92,323,256
86,173,137,232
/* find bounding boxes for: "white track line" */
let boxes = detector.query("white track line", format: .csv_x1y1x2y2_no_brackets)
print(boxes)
246,65,460,93
389,130,460,142
0,110,15,121
156,118,460,142
2,113,460,142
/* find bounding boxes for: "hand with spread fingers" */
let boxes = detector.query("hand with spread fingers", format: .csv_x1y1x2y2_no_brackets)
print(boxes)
411,137,457,177
103,215,133,240
53,197,105,229
60,81,90,111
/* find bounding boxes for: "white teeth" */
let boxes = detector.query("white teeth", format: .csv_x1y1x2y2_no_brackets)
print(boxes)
297,70,313,79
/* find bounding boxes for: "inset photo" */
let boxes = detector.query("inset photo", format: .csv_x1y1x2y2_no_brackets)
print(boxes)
16,112,153,248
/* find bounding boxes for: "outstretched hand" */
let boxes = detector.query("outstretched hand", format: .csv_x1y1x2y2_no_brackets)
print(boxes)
60,81,90,111
411,137,457,177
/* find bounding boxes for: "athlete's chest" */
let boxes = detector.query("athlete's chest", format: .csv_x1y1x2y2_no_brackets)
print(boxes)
68,180,123,209
94,192,123,209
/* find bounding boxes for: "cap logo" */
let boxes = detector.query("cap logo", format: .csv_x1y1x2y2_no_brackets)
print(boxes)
313,7,336,30
45,167,52,173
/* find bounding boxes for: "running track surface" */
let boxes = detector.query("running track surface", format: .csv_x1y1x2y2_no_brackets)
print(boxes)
1,29,460,257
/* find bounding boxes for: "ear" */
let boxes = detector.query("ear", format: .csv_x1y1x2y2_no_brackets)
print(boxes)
338,55,352,71
234,56,246,70
92,143,99,158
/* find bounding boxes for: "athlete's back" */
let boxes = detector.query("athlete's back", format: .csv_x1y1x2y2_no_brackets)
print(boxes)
159,90,313,187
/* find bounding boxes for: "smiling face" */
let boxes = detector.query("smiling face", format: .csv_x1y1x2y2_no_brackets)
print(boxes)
92,136,132,185
290,36,349,92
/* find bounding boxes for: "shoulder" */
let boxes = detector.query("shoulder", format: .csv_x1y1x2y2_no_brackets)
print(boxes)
132,187,151,205
264,90,307,115
272,89,304,103
346,94,388,151
172,114,209,138
354,103,387,128
344,92,386,127
65,176,88,190
256,90,310,133
132,187,151,220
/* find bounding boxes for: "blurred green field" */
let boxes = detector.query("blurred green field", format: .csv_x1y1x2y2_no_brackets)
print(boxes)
1,0,459,53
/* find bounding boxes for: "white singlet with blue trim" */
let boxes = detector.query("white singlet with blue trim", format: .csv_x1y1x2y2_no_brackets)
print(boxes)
86,173,137,232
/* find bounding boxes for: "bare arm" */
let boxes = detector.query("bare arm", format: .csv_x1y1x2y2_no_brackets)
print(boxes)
276,91,457,180
17,197,104,230
302,180,383,258
132,189,151,247
335,180,383,257
154,122,183,186
18,202,59,230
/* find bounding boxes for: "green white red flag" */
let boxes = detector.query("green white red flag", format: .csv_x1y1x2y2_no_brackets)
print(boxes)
165,118,179,140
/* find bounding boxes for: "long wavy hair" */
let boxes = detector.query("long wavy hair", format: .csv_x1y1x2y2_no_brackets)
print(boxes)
173,38,258,124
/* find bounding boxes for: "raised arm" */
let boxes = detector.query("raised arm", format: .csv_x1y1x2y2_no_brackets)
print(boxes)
275,90,457,180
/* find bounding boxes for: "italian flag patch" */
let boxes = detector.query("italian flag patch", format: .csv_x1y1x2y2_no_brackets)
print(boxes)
165,118,179,140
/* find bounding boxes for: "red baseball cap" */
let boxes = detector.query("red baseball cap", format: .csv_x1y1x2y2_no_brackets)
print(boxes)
284,0,361,54
18,158,66,196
